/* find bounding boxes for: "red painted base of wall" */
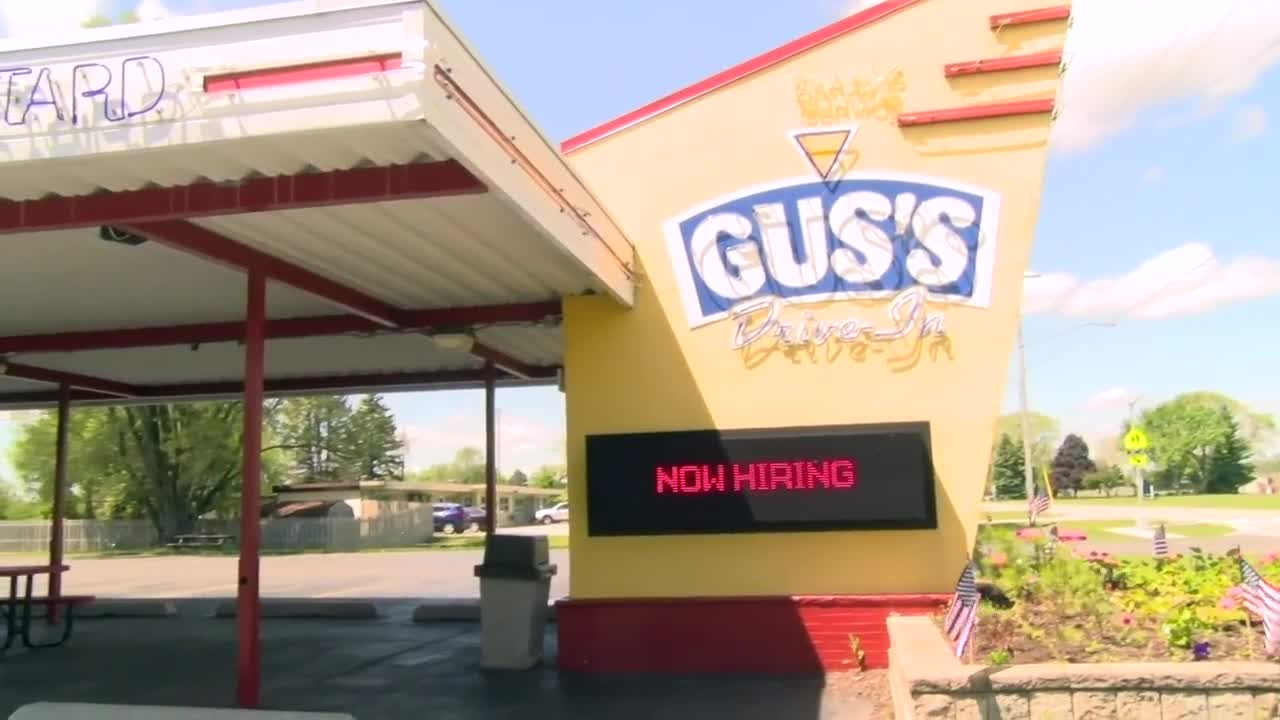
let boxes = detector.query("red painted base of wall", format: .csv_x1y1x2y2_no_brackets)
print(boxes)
556,594,950,672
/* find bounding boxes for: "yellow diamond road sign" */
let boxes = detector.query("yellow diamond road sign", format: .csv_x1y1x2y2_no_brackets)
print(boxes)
1124,428,1149,452
1129,452,1150,468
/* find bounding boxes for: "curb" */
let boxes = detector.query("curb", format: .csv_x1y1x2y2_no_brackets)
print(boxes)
411,599,557,623
213,600,378,620
24,600,178,619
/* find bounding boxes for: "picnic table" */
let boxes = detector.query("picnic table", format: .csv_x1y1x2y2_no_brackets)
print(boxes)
0,564,94,653
167,534,235,550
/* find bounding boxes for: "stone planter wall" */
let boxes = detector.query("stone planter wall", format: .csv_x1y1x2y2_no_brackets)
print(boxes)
887,615,1280,719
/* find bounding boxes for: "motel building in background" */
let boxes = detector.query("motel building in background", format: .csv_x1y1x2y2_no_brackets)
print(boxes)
0,0,1068,707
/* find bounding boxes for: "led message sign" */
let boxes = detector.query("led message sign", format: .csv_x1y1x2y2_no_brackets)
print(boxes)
585,422,937,536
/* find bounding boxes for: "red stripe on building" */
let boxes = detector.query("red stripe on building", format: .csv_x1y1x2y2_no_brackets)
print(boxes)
204,53,403,93
944,50,1063,77
989,5,1071,29
897,98,1055,127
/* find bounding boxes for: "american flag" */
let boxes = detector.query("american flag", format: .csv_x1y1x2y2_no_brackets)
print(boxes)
1152,524,1169,558
943,562,980,658
1028,489,1051,525
1238,557,1280,653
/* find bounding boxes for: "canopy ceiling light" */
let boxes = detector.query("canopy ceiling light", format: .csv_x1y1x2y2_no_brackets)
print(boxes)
431,332,475,353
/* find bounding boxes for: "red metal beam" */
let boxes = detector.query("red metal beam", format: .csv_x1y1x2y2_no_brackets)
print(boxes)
0,367,560,407
138,367,558,399
0,160,486,235
124,220,404,327
0,301,561,354
944,50,1063,77
897,98,1055,127
469,341,539,380
2,360,138,397
989,5,1071,29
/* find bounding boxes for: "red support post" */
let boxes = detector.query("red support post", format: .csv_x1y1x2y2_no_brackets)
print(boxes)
47,384,71,624
236,271,267,709
484,364,497,536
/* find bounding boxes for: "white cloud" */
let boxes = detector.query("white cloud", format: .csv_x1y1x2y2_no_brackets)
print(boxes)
134,0,173,22
1023,243,1280,319
1084,387,1140,412
401,412,564,473
1055,0,1280,152
1232,105,1268,141
0,0,99,37
1141,165,1165,182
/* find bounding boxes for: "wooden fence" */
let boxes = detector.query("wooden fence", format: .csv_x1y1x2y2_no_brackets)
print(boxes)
0,506,435,554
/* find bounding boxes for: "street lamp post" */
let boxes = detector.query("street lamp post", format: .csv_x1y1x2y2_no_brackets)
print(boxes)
1016,271,1116,501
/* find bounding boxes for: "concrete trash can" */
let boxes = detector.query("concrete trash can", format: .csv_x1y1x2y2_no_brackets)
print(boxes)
473,534,557,670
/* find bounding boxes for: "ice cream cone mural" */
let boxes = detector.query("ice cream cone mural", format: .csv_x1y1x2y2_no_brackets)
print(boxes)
556,0,1071,672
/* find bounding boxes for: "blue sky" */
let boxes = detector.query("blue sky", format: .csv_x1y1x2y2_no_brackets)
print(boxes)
0,0,1276,479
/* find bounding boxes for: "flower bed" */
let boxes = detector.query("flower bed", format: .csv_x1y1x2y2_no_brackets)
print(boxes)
968,525,1280,665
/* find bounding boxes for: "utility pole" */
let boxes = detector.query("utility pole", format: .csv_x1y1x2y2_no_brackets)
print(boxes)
1016,321,1036,502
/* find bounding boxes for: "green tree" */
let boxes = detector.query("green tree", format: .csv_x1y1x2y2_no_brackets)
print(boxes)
1205,408,1253,494
277,396,355,483
452,447,485,484
1139,392,1267,492
529,465,566,489
1082,464,1129,497
507,468,529,486
10,402,284,538
995,412,1060,470
991,433,1026,500
1050,434,1095,497
347,394,403,481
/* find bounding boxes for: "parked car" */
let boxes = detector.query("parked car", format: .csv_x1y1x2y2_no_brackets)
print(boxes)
535,502,569,525
464,506,487,533
432,503,468,535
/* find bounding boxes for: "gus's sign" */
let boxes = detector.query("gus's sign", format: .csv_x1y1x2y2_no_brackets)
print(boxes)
663,174,1002,329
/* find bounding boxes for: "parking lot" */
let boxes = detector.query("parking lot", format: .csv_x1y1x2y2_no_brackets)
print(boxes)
0,546,570,601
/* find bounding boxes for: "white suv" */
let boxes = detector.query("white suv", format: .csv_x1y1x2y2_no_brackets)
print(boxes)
535,502,569,525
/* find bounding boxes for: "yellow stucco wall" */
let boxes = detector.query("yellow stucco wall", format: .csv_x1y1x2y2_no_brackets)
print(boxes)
563,0,1067,599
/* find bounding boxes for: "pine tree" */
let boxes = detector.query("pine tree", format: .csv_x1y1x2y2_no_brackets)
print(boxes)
1051,434,1095,497
278,396,356,483
992,433,1027,499
1205,408,1253,494
348,394,404,482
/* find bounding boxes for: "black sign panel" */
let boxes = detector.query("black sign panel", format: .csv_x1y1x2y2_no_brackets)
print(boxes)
585,422,937,536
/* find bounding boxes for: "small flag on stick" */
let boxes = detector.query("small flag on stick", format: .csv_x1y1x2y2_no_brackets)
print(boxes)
1152,524,1169,558
1238,557,1280,654
1028,489,1051,525
944,562,980,658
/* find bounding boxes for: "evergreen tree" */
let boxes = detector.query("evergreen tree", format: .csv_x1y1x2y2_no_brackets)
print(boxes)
278,396,356,483
348,394,404,481
1205,408,1253,493
991,433,1027,499
1050,434,1095,497
508,469,529,486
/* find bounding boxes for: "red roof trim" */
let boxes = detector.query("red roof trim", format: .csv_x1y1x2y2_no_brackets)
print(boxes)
203,53,403,93
989,5,1071,29
897,98,1054,127
944,49,1063,77
560,0,929,154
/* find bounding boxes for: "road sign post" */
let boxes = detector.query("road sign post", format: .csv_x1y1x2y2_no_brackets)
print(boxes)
1125,428,1150,522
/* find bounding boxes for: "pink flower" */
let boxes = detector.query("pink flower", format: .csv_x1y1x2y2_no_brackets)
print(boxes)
1221,597,1240,611
1117,613,1135,627
1265,552,1280,565
990,552,1008,568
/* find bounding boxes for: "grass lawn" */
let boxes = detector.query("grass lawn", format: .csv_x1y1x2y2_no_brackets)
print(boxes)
1050,494,1280,510
980,518,1235,541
